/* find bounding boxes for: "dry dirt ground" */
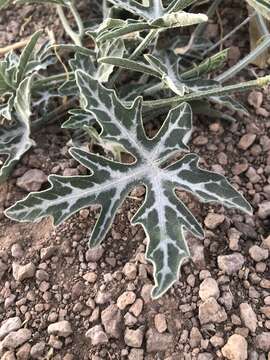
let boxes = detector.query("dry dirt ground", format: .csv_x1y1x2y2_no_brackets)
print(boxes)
0,1,270,360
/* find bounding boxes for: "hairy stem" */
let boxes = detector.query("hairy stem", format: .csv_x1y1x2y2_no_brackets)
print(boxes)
109,29,159,86
136,75,270,109
56,4,83,46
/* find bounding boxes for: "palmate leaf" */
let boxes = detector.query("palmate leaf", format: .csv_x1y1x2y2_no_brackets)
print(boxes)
108,0,199,21
0,76,34,182
6,71,252,298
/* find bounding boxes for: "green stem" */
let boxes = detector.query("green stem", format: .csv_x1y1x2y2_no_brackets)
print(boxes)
33,73,74,91
56,4,83,46
136,75,270,109
109,29,159,86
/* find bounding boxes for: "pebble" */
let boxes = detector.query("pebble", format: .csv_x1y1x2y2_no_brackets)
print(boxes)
1,329,32,350
255,332,270,352
85,325,108,345
258,201,270,219
221,334,247,360
154,313,167,333
47,321,72,338
83,272,97,283
101,304,122,339
217,253,245,274
10,244,23,259
199,297,227,324
263,236,270,250
238,134,256,150
248,91,263,109
249,245,269,262
85,246,104,262
30,342,45,359
129,299,143,317
16,169,47,192
12,262,36,282
124,327,144,348
146,329,173,352
0,317,22,340
117,291,136,310
204,213,225,230
239,303,257,332
190,327,202,348
123,262,137,280
128,349,144,360
199,278,220,301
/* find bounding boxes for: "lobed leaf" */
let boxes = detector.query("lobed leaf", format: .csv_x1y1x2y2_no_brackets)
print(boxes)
6,72,252,298
0,76,34,182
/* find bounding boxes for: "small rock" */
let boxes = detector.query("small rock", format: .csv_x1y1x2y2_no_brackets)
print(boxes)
101,304,122,339
262,236,270,250
30,342,45,359
217,253,245,275
129,299,143,317
47,321,72,338
83,272,97,283
238,134,256,151
0,317,22,340
146,329,173,352
248,91,263,109
16,169,47,192
204,213,225,230
258,202,270,219
10,244,23,259
40,246,57,260
85,246,104,262
255,332,270,352
190,327,203,348
16,342,31,360
1,329,32,349
123,263,137,280
228,228,241,251
249,245,269,262
140,284,153,304
124,327,144,348
85,325,108,345
210,335,224,348
199,278,220,301
199,297,227,324
239,303,257,332
117,291,136,310
12,262,36,282
95,290,111,304
128,349,144,360
221,334,247,360
154,314,167,333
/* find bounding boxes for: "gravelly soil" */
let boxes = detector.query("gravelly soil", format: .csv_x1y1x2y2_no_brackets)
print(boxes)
0,1,270,360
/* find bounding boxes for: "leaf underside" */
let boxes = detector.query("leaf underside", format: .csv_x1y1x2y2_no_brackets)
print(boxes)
6,71,252,298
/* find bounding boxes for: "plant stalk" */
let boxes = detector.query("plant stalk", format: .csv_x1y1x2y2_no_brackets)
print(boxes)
136,75,270,109
56,4,83,46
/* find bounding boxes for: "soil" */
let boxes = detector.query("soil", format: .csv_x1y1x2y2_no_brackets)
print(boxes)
0,1,270,360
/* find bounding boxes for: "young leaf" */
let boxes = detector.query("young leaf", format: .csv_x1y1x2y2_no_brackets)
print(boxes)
0,76,34,183
6,72,252,298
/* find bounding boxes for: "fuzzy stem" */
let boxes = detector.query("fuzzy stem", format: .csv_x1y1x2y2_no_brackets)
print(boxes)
109,29,159,86
136,75,270,109
56,4,83,46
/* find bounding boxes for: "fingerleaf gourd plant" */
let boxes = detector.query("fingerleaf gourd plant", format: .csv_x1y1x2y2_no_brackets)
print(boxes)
2,0,269,298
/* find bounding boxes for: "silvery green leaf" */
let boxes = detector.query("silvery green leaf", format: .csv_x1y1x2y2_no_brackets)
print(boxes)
145,54,187,96
0,76,34,183
108,0,166,20
246,0,270,20
97,38,125,82
59,51,96,96
62,109,96,129
6,72,252,298
16,30,43,84
150,11,207,28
